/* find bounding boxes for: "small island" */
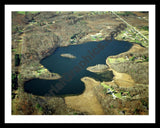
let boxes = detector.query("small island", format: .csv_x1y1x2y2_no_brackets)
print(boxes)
86,64,108,73
60,53,76,59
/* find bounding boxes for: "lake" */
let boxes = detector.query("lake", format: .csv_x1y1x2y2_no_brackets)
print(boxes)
24,40,132,96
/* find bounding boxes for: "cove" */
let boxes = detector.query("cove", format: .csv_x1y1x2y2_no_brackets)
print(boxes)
24,40,132,96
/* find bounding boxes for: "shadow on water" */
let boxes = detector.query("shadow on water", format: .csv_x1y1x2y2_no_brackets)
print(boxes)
24,40,133,96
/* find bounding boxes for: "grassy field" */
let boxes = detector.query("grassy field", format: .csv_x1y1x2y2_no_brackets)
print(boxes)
17,11,40,15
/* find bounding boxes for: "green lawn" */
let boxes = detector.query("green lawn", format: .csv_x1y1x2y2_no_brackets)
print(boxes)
101,83,131,99
101,83,114,92
114,92,122,98
17,11,40,15
108,57,126,64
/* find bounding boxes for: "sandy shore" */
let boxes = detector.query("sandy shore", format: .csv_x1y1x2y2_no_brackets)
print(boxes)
106,43,145,88
65,77,104,115
106,60,135,88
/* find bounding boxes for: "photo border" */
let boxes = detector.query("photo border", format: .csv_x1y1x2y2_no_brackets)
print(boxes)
4,4,156,124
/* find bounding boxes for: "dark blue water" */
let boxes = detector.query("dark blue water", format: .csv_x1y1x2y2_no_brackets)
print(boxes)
24,40,132,96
